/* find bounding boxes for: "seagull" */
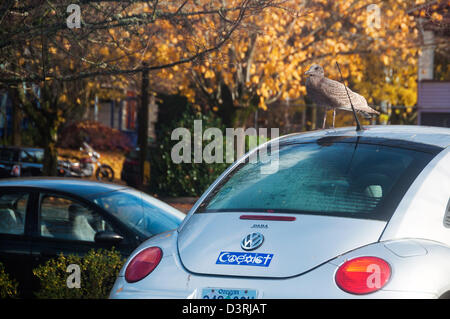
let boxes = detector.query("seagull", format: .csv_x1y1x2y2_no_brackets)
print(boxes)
305,64,379,128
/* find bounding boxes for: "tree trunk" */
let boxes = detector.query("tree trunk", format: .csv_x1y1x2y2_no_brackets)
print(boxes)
232,106,255,128
42,138,58,176
14,81,59,176
11,99,22,146
138,66,149,188
41,111,59,176
8,86,22,146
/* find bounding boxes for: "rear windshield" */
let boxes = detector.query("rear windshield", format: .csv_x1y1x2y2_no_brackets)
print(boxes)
195,139,439,221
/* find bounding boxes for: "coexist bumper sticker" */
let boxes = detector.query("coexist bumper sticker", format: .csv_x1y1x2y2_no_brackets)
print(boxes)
216,251,273,267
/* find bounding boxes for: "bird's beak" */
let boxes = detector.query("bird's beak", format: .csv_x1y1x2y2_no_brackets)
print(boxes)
305,70,312,75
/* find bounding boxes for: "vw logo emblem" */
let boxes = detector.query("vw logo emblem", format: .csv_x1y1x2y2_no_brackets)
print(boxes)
241,232,264,251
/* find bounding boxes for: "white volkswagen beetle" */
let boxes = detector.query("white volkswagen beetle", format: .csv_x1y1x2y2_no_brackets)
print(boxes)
111,125,450,299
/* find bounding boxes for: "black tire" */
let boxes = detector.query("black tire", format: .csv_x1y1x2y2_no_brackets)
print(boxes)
95,165,114,182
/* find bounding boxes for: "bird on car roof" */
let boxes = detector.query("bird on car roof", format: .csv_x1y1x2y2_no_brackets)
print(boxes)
305,64,379,129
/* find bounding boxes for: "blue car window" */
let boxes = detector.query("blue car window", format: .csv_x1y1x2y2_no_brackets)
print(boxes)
93,189,183,238
20,149,44,164
39,194,115,242
0,192,28,235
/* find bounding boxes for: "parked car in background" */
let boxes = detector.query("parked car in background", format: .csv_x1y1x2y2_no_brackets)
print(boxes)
0,178,185,297
111,125,450,299
0,146,44,178
121,147,151,187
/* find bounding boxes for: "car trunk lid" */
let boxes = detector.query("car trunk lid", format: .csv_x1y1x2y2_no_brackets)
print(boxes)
177,213,386,278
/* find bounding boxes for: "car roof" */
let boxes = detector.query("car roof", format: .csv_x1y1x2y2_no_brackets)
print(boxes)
0,146,43,151
279,125,450,149
0,177,128,198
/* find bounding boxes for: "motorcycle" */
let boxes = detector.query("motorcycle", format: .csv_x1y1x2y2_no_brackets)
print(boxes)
57,142,115,182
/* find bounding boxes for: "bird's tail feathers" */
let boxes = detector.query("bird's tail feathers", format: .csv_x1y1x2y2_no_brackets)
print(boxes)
337,106,380,117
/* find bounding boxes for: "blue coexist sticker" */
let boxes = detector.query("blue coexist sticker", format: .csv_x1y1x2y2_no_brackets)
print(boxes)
216,251,273,267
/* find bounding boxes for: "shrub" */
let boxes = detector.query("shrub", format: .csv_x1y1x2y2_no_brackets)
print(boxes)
0,262,19,298
149,108,229,197
58,121,132,152
33,248,125,299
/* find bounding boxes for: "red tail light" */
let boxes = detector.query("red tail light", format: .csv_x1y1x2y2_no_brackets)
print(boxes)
125,247,162,283
335,256,391,295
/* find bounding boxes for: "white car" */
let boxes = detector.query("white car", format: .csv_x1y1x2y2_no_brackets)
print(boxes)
110,125,450,299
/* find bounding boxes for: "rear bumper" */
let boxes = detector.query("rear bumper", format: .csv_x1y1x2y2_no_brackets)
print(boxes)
110,231,447,299
110,280,436,299
109,252,438,299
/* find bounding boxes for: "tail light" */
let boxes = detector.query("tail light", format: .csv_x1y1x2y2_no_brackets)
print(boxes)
125,247,162,283
11,165,21,177
335,256,391,295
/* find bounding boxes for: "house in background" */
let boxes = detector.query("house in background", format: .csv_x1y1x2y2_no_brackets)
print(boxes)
0,88,158,148
82,90,158,147
417,81,450,127
0,87,35,143
416,1,450,128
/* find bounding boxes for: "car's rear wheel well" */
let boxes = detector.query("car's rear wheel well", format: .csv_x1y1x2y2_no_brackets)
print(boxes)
439,291,450,299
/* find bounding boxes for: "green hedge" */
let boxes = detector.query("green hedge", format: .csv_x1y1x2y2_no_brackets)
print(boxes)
149,109,229,197
33,248,125,299
0,262,19,298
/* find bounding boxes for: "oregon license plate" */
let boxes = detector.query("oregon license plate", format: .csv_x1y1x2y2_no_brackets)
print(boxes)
201,288,257,299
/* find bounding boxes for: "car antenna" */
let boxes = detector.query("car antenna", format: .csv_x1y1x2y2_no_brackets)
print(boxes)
335,62,362,131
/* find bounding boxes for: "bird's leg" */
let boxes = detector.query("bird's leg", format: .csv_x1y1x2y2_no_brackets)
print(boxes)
332,108,336,128
322,108,327,129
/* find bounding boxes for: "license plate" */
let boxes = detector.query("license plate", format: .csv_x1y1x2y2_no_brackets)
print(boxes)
201,288,257,299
